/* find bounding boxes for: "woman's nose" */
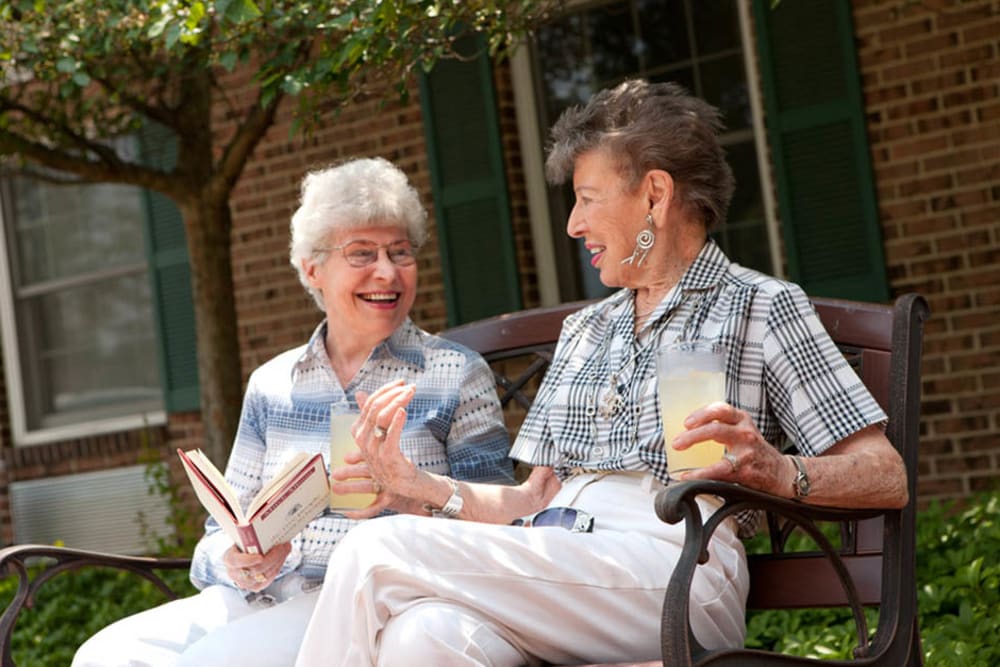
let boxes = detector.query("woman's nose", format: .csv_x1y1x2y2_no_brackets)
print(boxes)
566,203,584,238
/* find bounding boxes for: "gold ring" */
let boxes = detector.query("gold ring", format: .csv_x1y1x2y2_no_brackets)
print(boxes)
253,573,266,584
373,425,387,439
723,452,739,473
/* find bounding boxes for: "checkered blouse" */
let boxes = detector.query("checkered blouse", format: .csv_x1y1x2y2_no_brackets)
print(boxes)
510,241,886,535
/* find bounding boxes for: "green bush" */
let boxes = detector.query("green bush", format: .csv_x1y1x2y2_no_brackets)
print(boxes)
0,567,195,667
745,490,1000,663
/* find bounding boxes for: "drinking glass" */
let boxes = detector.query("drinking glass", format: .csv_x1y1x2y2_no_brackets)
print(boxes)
329,408,376,510
656,341,727,475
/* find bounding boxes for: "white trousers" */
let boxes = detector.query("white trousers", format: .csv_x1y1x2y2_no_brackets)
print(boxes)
71,582,319,667
295,473,749,667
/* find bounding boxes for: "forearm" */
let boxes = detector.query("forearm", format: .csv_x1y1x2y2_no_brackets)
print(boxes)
403,466,558,524
783,426,908,509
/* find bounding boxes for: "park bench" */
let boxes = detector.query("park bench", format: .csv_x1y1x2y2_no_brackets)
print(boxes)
0,293,928,666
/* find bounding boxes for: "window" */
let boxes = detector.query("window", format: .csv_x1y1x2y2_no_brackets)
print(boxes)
518,0,778,302
0,171,166,442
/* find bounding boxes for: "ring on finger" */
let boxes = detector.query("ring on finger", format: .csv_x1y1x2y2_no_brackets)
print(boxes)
372,480,383,495
253,573,266,584
373,425,387,440
723,451,739,473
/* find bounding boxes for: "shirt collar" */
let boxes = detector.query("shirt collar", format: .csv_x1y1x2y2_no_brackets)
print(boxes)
292,318,427,384
638,239,729,330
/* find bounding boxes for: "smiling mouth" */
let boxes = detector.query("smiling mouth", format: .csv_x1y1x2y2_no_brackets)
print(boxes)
588,245,606,265
359,292,400,304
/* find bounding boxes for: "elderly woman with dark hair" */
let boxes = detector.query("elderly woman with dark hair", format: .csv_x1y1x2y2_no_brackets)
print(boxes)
72,157,514,667
294,81,907,666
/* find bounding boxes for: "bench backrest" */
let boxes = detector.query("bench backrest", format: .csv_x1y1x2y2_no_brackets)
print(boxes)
441,294,928,615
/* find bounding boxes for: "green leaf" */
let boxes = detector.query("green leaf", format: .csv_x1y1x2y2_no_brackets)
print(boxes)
219,51,238,72
55,56,77,73
220,0,261,23
148,14,171,39
72,71,90,87
164,23,181,49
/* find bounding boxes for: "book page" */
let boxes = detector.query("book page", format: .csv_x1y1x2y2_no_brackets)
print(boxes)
246,451,311,517
247,453,330,553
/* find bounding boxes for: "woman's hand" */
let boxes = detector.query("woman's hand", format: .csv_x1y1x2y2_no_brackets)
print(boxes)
673,402,907,508
223,542,291,592
331,380,421,518
671,401,791,496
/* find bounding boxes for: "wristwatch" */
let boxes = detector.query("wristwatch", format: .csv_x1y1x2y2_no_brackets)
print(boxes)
426,477,463,518
791,455,811,499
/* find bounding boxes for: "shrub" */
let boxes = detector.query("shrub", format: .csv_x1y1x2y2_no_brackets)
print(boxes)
745,490,1000,662
0,567,195,667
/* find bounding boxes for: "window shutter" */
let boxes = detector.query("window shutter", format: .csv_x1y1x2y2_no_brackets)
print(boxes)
420,35,522,326
753,0,889,302
136,123,200,411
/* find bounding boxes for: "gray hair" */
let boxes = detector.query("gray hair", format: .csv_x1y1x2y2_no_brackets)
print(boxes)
289,157,428,309
545,79,735,232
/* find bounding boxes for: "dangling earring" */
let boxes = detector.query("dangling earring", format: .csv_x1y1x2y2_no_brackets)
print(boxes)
620,213,656,267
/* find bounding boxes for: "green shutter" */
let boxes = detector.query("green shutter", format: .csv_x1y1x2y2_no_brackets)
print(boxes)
419,35,522,326
136,123,200,412
754,0,889,302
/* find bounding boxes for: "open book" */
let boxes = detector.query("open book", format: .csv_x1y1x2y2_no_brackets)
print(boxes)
177,448,330,554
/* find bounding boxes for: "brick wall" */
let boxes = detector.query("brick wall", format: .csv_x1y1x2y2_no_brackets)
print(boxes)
1,4,997,541
854,0,1000,502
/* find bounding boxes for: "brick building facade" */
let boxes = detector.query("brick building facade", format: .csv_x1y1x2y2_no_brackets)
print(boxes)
0,0,997,549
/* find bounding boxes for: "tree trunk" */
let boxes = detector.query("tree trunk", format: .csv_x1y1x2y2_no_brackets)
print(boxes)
179,196,243,467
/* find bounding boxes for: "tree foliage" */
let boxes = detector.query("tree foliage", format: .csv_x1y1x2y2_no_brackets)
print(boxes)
0,0,559,464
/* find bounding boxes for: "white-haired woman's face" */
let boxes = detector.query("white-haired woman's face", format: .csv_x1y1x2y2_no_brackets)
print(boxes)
304,224,418,343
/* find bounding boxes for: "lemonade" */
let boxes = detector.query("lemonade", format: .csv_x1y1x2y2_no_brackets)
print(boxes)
655,341,727,475
329,411,376,510
658,369,726,474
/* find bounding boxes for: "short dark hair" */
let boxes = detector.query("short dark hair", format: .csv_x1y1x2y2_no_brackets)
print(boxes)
545,79,735,231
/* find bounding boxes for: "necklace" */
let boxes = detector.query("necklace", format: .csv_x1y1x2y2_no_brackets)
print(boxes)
594,313,662,419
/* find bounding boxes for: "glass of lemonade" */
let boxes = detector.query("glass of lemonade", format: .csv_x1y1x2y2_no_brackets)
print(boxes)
656,341,727,476
329,409,376,510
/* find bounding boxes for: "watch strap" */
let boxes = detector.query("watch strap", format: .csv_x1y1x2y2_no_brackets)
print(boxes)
791,455,810,499
425,477,463,518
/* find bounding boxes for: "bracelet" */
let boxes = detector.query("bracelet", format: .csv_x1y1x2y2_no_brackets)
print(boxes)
424,477,463,518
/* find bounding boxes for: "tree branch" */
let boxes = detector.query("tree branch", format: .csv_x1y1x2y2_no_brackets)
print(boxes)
0,129,178,196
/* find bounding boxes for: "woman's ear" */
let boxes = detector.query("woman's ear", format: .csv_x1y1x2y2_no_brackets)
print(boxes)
302,257,323,288
645,169,675,224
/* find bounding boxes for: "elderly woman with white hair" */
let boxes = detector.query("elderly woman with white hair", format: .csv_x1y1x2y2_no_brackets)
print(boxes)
72,157,514,667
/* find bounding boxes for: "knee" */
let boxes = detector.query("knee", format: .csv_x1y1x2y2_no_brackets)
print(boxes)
377,602,524,667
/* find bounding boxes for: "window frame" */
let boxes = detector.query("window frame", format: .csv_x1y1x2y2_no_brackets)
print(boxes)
0,180,167,447
509,0,783,305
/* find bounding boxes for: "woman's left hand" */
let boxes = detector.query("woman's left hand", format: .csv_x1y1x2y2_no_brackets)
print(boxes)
670,401,792,496
332,380,421,518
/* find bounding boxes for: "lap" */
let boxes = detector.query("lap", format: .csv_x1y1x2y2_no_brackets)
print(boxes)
72,584,319,667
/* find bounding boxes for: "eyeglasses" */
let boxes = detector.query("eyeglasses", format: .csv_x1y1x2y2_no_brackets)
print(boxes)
319,240,418,268
510,507,595,533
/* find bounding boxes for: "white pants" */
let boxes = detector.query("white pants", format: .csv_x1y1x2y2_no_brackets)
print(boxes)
72,581,319,667
295,473,749,666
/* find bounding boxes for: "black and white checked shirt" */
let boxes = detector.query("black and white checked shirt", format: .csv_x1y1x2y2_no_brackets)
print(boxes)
509,241,886,535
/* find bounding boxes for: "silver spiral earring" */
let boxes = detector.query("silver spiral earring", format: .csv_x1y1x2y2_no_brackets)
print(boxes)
621,213,656,267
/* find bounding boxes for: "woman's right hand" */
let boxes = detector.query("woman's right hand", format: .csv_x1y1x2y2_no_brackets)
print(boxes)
223,542,291,592
331,381,420,518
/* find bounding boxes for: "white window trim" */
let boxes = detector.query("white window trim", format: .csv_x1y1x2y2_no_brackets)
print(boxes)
0,190,167,447
737,0,784,278
509,0,785,301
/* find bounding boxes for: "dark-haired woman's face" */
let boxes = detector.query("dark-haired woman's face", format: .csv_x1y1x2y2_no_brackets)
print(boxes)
565,150,649,289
